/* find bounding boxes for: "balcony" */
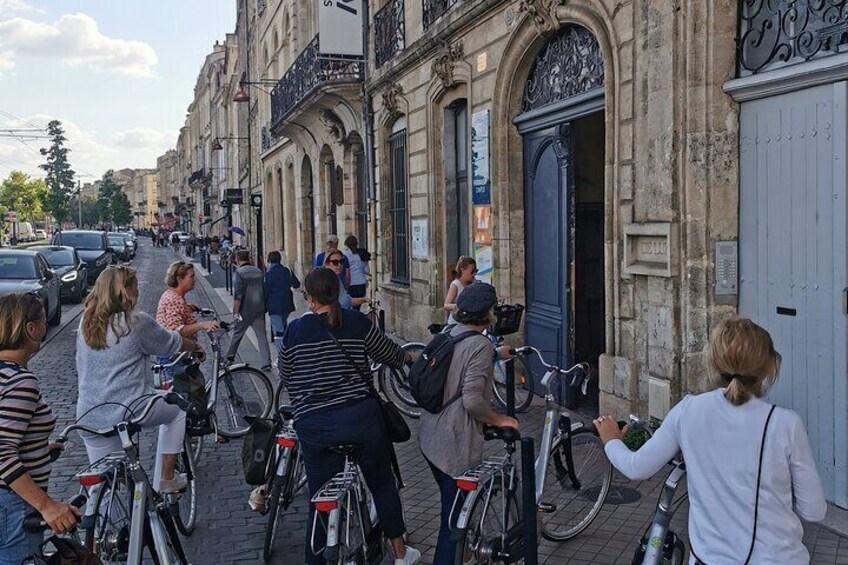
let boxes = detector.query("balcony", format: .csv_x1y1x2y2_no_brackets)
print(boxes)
423,0,458,30
739,1,848,75
270,35,364,134
375,0,405,68
261,126,283,153
187,168,210,188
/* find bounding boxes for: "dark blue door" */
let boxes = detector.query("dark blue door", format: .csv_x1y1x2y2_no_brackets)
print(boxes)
523,124,574,392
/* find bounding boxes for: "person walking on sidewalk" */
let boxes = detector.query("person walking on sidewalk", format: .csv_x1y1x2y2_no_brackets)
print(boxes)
278,268,421,565
595,317,827,564
343,235,370,301
419,283,518,565
263,251,300,352
225,250,272,371
0,293,80,564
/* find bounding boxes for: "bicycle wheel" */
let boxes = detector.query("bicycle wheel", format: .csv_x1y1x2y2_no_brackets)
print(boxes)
492,356,534,413
214,366,274,438
170,437,198,536
454,478,520,565
378,342,424,419
84,469,132,561
539,428,612,541
263,447,296,561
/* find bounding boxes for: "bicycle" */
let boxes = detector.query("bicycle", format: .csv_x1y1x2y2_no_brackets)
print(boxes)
310,444,390,564
51,392,198,564
362,300,426,419
153,308,275,535
628,415,688,565
261,390,308,561
452,346,611,563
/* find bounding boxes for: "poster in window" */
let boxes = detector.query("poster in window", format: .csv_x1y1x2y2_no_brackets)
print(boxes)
473,206,492,245
471,109,490,206
474,243,493,284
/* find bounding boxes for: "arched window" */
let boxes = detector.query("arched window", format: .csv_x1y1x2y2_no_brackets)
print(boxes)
389,116,408,283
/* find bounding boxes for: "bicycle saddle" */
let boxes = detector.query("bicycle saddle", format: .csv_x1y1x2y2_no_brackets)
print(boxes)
327,444,363,457
277,404,295,421
483,425,521,443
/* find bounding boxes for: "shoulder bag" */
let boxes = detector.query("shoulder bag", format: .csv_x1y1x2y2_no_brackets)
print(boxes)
691,404,777,565
322,327,411,444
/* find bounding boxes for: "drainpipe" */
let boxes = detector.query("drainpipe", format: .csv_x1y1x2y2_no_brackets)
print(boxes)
362,0,378,280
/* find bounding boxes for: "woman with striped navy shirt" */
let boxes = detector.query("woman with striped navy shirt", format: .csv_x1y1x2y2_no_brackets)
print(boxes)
278,268,421,565
0,293,80,564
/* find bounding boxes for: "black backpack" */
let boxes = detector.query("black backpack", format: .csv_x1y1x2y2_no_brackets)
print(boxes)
356,248,372,262
408,330,480,414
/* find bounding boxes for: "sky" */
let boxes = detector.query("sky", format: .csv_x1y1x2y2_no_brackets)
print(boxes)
0,0,236,183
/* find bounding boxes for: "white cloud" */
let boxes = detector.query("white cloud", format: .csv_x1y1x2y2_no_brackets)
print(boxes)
114,127,177,150
0,0,45,17
0,51,15,71
0,13,158,78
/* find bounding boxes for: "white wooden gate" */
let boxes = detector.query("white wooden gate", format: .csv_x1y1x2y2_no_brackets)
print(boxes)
739,82,848,507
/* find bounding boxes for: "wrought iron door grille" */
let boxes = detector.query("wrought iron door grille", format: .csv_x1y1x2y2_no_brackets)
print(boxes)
270,36,364,128
389,129,409,284
423,0,458,30
739,0,848,75
375,0,405,68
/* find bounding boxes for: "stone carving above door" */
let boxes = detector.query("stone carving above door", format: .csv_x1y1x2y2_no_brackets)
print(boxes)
431,41,465,90
518,0,563,35
522,24,604,112
381,82,405,120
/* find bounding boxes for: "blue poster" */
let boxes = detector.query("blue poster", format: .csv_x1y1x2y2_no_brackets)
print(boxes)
471,109,490,206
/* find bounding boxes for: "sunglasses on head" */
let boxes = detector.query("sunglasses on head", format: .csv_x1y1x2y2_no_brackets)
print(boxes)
327,259,343,266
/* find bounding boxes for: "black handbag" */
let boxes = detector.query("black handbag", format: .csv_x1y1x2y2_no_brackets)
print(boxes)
172,363,208,412
31,536,104,565
241,416,277,485
323,327,411,444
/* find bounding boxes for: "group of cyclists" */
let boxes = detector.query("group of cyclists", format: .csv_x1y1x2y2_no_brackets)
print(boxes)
0,245,830,564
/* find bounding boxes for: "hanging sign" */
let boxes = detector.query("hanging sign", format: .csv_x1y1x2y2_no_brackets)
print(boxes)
318,0,364,56
471,109,491,205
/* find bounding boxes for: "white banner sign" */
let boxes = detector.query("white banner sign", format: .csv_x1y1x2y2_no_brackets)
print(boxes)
318,0,364,56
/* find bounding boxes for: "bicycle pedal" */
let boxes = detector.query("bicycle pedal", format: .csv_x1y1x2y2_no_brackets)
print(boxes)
537,502,557,513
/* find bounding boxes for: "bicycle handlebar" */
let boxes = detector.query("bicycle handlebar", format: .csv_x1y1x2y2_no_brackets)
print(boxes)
509,346,589,377
55,392,200,443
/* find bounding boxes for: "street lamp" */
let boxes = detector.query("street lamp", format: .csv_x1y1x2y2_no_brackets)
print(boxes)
211,136,248,151
231,79,278,104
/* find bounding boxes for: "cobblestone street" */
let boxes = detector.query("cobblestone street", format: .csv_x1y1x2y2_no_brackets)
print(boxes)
29,242,848,564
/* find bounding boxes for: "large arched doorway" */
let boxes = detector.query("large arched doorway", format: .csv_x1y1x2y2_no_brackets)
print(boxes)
516,25,606,406
301,155,316,263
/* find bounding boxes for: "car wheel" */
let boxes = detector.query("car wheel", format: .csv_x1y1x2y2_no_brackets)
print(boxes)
47,301,61,326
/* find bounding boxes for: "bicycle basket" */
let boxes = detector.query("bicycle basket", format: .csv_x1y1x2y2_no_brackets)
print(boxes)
488,303,524,336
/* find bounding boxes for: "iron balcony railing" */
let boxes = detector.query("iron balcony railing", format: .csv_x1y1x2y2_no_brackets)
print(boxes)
261,126,282,152
423,0,458,30
375,0,405,68
270,35,364,128
738,0,848,75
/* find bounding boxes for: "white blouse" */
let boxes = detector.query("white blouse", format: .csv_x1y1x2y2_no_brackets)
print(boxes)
604,389,826,564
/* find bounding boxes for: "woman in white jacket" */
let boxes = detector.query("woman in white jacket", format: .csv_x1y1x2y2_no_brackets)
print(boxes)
595,317,826,564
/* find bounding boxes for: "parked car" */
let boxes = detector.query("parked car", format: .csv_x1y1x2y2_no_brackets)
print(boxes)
51,230,113,285
107,232,134,261
171,231,190,243
0,249,62,326
30,245,89,303
120,231,137,255
34,229,48,240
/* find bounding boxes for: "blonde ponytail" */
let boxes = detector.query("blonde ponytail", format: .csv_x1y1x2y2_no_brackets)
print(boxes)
707,317,780,406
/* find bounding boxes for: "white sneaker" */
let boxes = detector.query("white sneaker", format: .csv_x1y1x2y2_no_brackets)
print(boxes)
395,545,421,565
159,473,188,493
248,485,268,512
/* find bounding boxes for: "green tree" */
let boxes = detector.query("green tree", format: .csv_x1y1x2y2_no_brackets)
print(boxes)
96,170,131,228
39,120,75,225
70,194,100,228
0,171,47,222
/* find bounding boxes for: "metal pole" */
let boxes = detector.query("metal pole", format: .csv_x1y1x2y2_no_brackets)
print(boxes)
255,203,263,267
520,437,538,565
506,358,516,419
77,180,82,228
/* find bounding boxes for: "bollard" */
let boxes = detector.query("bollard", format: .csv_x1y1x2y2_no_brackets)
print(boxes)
521,436,538,565
505,357,516,418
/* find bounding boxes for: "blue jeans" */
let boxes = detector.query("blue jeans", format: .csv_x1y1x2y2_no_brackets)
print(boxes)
0,488,42,565
269,314,287,352
427,459,460,565
295,398,406,565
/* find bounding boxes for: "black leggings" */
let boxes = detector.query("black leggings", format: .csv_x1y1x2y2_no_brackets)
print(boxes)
296,398,406,564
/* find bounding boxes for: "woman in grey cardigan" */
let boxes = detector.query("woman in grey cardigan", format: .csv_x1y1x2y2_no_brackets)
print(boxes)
76,266,202,493
418,283,518,565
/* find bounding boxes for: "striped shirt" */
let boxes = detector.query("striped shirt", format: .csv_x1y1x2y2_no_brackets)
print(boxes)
278,311,405,420
0,361,56,489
